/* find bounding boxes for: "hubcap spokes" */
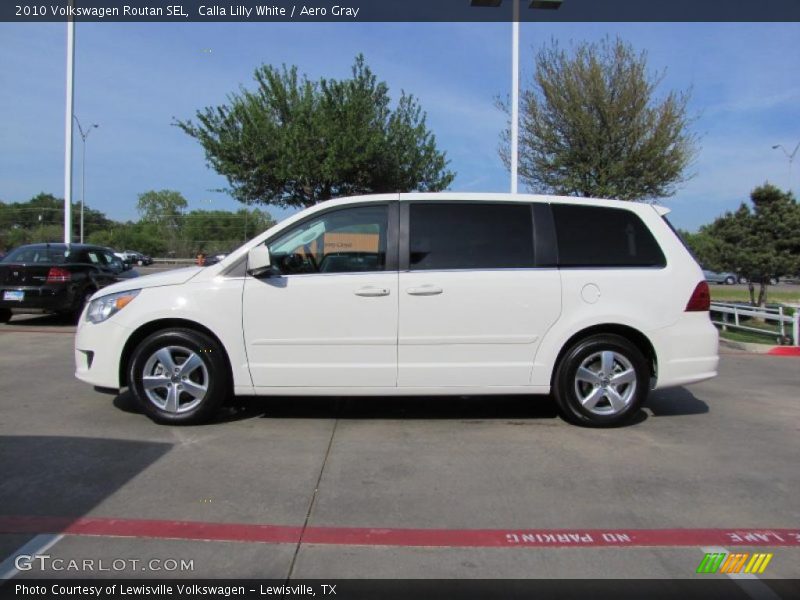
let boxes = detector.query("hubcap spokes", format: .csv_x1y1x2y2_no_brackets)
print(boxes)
142,346,208,414
574,351,636,416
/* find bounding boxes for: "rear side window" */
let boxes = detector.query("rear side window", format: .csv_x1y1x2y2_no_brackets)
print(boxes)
3,247,70,264
551,204,666,268
409,203,534,270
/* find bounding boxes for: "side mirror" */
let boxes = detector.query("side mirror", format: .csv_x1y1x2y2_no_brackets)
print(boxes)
247,244,273,277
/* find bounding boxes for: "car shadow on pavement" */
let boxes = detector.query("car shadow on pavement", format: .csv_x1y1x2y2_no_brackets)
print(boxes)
115,387,709,426
114,390,562,423
0,435,172,528
644,386,709,417
1,313,76,328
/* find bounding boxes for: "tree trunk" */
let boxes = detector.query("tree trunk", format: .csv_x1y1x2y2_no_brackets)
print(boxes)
757,280,767,308
748,282,756,306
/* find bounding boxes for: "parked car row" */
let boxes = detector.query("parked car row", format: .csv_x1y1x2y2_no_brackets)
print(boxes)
0,243,143,323
114,250,153,267
702,269,784,286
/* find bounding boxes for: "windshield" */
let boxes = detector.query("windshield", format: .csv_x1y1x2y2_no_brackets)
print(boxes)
2,246,73,264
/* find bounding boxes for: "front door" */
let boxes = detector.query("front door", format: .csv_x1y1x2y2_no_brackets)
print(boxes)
243,203,399,388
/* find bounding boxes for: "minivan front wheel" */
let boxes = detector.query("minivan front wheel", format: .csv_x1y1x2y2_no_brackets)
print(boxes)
129,328,229,425
553,334,649,427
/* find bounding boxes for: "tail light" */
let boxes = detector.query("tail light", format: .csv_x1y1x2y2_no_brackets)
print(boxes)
685,281,710,312
46,267,71,283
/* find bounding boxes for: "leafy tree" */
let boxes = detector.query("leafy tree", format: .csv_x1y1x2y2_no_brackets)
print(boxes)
500,36,698,200
176,54,455,209
689,185,800,306
137,190,188,227
135,190,189,255
679,229,722,268
87,221,168,257
0,193,114,249
181,208,275,255
1,190,277,259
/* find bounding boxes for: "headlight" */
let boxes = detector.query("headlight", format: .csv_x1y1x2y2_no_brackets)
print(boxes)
85,289,140,323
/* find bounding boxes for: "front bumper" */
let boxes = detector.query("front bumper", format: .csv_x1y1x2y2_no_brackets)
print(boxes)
74,317,132,390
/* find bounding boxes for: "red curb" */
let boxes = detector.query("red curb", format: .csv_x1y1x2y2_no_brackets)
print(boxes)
767,346,800,356
0,516,798,548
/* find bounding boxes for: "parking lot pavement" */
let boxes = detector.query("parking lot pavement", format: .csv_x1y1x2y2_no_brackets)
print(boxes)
0,318,798,584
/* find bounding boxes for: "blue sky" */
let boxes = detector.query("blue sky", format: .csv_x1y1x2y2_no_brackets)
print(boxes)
0,21,798,231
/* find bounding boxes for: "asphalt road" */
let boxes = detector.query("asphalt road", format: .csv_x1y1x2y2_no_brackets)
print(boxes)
0,316,798,593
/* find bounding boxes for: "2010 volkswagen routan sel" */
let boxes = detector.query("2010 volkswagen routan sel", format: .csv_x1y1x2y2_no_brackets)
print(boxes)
74,193,719,427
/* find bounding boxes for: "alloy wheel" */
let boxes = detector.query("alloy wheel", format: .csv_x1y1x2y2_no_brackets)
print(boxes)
573,350,637,416
141,345,209,414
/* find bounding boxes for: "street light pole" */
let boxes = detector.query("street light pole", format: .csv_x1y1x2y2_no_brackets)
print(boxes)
74,117,99,244
511,0,520,194
772,142,800,195
470,0,562,194
63,7,75,244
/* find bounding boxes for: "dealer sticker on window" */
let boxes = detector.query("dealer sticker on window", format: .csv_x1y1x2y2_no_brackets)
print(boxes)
3,290,24,302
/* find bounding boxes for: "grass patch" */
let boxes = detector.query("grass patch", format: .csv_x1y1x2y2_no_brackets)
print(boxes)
718,328,783,345
710,287,800,304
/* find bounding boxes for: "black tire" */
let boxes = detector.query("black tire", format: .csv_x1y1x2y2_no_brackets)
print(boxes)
724,276,736,285
553,334,649,427
128,328,230,425
0,308,11,324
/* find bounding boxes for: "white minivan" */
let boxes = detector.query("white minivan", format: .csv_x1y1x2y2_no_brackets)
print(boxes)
75,193,718,426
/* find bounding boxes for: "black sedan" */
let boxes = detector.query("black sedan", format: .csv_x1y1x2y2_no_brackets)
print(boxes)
0,243,134,323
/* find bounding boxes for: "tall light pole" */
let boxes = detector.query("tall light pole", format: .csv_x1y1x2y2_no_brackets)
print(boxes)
772,142,799,195
63,5,75,244
470,0,562,193
74,117,99,244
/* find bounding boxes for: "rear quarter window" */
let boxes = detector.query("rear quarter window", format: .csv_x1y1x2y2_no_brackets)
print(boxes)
551,204,666,268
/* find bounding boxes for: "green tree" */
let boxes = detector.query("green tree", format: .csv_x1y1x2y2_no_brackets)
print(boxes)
680,229,723,269
181,208,275,255
694,185,800,306
502,37,698,201
136,190,188,255
176,54,455,209
0,193,114,249
136,190,188,226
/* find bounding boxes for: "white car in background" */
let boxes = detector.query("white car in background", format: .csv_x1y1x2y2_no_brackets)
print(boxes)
75,193,719,427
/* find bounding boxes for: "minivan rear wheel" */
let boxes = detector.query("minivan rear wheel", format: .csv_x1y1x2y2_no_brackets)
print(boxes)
553,334,649,427
0,308,11,324
129,328,230,425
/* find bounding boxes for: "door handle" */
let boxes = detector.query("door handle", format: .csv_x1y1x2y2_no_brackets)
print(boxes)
355,287,390,297
406,286,443,296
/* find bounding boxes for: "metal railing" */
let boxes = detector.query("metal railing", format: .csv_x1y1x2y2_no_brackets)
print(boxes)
710,302,799,346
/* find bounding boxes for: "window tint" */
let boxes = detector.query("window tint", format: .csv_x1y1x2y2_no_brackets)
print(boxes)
551,204,666,268
268,205,388,275
409,203,534,270
3,246,70,264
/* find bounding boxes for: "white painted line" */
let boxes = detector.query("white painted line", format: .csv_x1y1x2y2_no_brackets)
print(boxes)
0,534,63,580
701,546,781,600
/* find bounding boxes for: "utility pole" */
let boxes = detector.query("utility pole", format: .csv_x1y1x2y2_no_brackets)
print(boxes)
63,7,75,244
